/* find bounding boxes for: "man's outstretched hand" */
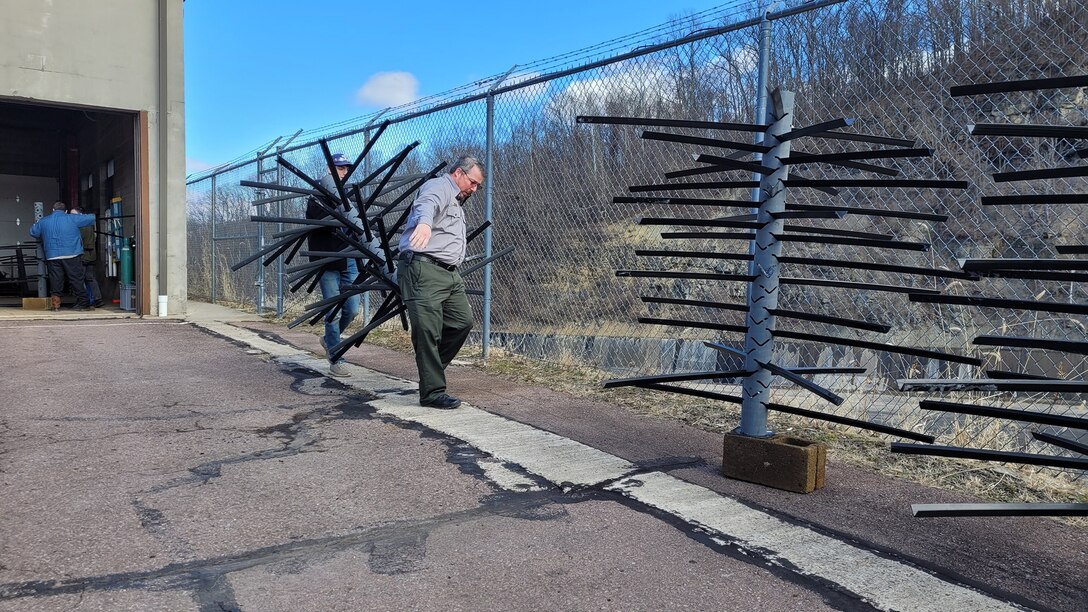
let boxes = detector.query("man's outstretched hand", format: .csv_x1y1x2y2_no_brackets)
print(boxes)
408,224,432,250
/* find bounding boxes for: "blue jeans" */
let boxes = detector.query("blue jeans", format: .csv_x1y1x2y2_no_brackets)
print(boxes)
318,259,360,362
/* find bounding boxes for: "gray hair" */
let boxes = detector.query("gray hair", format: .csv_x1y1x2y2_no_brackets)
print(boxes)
452,156,485,178
52,201,66,211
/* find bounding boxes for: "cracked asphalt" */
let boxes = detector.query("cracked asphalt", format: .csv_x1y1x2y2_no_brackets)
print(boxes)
1,311,1085,611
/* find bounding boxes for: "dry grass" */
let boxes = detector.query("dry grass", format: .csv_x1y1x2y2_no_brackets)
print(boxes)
231,311,1087,528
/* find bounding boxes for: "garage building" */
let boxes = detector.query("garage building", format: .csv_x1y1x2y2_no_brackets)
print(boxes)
0,0,186,315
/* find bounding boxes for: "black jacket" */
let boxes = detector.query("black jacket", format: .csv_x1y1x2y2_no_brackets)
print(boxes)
305,198,349,272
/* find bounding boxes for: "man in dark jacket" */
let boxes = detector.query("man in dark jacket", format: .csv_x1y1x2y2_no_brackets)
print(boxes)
307,153,362,377
72,205,103,308
30,201,95,311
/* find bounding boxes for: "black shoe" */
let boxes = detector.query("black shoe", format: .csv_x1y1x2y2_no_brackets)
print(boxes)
420,394,461,409
74,305,91,311
92,300,104,308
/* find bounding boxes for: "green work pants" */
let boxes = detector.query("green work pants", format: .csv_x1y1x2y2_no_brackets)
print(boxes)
399,258,473,404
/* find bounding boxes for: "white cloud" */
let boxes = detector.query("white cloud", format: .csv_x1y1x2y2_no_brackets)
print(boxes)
355,71,420,107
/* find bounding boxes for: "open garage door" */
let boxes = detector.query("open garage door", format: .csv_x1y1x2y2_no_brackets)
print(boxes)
0,99,142,313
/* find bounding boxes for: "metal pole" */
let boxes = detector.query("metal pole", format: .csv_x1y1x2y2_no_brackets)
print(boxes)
481,67,514,360
739,88,794,438
747,6,775,236
251,137,283,316
255,156,266,315
275,129,302,319
210,174,217,304
275,147,285,317
753,8,774,162
482,92,496,360
739,6,777,430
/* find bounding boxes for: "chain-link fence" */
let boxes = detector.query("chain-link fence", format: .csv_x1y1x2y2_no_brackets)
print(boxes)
186,0,1087,467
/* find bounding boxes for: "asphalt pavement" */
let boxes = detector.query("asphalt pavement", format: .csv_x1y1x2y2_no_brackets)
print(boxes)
0,303,1085,611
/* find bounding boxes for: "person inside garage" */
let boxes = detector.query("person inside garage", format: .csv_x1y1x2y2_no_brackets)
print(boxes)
29,201,96,311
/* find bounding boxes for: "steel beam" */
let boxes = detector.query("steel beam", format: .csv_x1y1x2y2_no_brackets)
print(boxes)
636,316,747,334
951,75,1088,97
785,202,948,222
775,330,983,365
640,130,772,154
784,178,969,189
909,293,1088,316
973,335,1088,356
630,180,759,192
959,258,1088,271
981,193,1088,206
778,117,853,142
603,370,750,388
911,503,1088,517
969,123,1088,139
1031,431,1088,456
767,402,935,442
613,196,758,207
661,231,931,251
993,165,1088,183
890,443,1088,470
781,148,932,164
899,379,1088,393
919,400,1088,429
576,115,767,132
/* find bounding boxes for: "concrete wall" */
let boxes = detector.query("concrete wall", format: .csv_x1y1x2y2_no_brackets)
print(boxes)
0,174,56,247
0,0,187,315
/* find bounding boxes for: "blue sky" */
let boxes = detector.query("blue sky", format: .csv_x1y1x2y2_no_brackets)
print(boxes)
183,1,755,175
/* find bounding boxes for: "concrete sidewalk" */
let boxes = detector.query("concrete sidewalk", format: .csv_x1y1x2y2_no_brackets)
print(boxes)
1,303,1085,611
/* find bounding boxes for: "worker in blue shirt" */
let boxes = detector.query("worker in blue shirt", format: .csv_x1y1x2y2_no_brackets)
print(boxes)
30,201,96,311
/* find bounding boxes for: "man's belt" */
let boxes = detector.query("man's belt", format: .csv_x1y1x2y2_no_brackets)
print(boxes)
406,252,457,271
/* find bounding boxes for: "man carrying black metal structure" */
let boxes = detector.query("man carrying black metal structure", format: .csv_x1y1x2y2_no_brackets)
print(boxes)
397,156,484,409
307,152,362,377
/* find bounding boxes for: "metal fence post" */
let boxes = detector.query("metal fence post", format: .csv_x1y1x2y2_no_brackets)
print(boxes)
255,155,266,315
482,92,496,360
747,6,774,262
738,7,778,437
275,148,285,317
210,173,217,304
749,7,773,197
274,129,303,318
481,68,514,360
739,89,794,438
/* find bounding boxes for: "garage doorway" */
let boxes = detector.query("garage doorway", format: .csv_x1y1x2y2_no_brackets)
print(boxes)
0,99,142,314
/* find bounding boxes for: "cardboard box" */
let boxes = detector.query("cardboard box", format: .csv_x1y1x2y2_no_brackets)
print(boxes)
22,297,50,310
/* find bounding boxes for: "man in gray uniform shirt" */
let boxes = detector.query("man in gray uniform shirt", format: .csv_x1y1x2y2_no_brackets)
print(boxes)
398,156,485,409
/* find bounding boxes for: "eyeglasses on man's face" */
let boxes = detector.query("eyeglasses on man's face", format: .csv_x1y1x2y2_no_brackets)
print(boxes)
460,168,483,189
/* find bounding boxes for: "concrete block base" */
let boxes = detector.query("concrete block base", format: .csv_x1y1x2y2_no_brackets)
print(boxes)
22,297,49,310
722,432,826,494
